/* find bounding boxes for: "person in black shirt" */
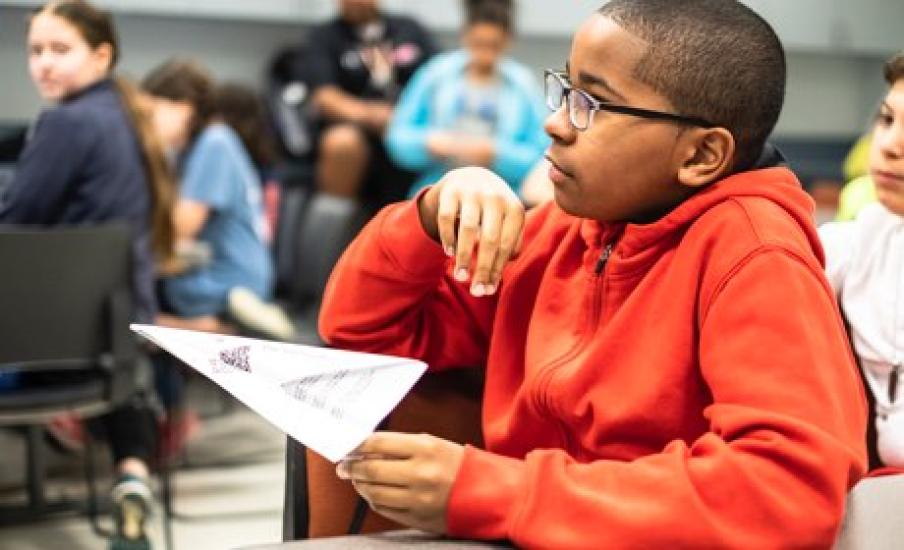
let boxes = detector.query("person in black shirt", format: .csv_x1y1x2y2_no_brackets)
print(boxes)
304,0,437,203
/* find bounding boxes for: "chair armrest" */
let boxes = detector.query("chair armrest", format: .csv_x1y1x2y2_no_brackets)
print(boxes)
284,436,310,541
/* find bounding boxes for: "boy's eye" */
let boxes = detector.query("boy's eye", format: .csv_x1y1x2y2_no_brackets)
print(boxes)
876,111,894,126
50,43,69,55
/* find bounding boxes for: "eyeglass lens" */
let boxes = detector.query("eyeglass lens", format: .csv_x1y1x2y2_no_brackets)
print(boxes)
545,72,591,130
545,72,563,111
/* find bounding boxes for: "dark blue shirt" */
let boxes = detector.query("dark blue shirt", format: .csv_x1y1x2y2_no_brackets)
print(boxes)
0,78,156,322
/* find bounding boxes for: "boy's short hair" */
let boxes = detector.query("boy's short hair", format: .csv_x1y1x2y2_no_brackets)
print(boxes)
598,0,786,172
884,52,904,86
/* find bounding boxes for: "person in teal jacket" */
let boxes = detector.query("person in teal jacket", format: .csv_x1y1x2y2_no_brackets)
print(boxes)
385,0,548,197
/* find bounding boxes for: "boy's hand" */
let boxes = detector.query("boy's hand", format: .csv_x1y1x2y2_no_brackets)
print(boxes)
418,167,525,297
336,432,465,534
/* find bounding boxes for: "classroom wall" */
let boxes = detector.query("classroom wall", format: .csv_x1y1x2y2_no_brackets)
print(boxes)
0,4,895,138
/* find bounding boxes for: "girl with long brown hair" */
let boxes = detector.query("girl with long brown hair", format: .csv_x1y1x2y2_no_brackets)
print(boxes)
0,2,171,547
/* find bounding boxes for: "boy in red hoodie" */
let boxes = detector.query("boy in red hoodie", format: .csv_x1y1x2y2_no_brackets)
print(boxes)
320,0,867,547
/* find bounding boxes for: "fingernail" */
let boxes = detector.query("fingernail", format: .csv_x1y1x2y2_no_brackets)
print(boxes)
336,461,349,479
485,284,496,295
455,268,469,282
471,283,485,297
444,246,455,257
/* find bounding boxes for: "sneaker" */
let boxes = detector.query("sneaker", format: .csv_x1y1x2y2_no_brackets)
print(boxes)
46,412,87,453
110,475,153,550
227,287,296,341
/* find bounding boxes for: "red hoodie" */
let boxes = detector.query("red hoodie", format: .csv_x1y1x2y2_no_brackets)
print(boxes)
320,167,867,548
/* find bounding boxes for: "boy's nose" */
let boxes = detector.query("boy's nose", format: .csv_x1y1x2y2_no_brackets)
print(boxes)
544,105,575,144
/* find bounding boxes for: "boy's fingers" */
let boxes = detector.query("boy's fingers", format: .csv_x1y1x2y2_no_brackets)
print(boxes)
455,198,481,280
338,457,413,486
471,200,504,295
488,208,523,290
436,191,460,257
354,431,424,457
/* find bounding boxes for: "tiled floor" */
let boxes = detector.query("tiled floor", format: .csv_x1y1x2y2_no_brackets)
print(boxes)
0,381,287,550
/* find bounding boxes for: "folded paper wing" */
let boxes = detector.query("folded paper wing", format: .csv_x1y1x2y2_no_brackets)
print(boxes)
130,324,427,462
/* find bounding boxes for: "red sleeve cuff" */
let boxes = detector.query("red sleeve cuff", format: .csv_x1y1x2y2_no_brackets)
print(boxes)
446,445,525,541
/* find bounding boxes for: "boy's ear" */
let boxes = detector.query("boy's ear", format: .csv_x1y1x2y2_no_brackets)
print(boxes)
677,127,735,188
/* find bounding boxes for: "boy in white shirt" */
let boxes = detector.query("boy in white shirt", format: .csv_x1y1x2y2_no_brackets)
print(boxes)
821,51,904,469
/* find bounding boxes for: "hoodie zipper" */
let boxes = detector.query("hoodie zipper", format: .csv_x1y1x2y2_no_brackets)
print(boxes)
890,365,900,404
535,243,613,455
594,244,612,275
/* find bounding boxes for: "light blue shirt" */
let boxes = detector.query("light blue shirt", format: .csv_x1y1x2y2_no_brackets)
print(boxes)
385,49,550,196
164,123,273,317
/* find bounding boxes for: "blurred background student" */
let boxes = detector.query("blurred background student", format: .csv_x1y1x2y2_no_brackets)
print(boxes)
820,51,904,471
0,1,170,547
385,0,548,197
142,58,294,342
303,0,437,204
140,60,295,461
214,82,281,244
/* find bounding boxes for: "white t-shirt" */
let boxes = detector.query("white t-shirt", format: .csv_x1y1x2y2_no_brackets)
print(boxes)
820,203,904,466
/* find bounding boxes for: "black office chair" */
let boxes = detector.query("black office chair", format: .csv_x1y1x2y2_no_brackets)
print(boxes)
274,173,312,300
288,193,370,345
0,224,145,534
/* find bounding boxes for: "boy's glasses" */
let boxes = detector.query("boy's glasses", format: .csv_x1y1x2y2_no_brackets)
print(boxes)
544,69,715,131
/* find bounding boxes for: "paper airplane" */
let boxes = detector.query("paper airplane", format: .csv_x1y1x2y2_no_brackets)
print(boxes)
130,324,427,462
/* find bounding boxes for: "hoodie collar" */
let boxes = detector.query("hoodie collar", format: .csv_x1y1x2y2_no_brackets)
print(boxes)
578,165,814,263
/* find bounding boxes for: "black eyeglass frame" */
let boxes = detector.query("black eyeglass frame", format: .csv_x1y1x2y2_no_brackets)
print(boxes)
544,69,716,131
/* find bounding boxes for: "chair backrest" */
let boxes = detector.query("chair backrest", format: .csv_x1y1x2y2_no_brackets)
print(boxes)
274,183,310,298
0,123,27,163
291,193,366,305
0,224,133,367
